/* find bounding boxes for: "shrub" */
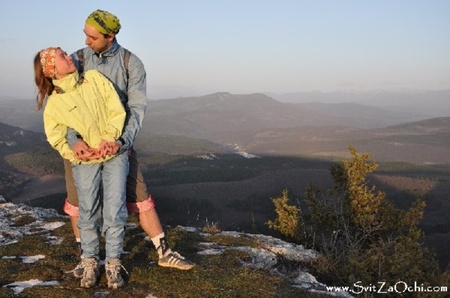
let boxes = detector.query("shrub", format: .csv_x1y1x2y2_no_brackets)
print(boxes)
267,145,442,288
266,189,301,240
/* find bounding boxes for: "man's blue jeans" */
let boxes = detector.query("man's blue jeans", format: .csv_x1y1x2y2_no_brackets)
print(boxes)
72,152,129,261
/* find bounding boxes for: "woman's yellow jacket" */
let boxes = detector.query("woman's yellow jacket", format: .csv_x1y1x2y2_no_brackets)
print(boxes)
43,70,126,164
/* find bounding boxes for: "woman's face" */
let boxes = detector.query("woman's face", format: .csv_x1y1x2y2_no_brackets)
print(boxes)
54,48,77,79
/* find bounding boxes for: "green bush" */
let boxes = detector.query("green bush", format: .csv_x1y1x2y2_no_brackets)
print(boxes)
266,189,301,240
267,146,442,289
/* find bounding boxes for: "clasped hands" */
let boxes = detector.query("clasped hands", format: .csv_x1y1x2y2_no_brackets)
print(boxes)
72,140,120,161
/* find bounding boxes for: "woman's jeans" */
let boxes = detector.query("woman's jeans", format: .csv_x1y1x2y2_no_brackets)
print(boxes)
72,152,129,261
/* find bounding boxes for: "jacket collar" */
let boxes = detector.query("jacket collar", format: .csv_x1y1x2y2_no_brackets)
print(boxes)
87,39,121,58
52,72,80,94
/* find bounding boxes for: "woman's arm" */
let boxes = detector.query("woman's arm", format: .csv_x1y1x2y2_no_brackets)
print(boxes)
43,111,76,162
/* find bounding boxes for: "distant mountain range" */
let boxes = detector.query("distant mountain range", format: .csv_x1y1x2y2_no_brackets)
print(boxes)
0,122,47,155
3,89,449,132
1,91,450,164
0,99,43,132
267,89,450,118
143,92,427,135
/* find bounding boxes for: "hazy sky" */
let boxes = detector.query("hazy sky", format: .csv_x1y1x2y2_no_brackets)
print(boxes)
1,1,449,99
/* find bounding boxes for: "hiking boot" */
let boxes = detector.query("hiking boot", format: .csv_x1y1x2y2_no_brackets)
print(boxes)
73,259,85,278
80,258,99,288
158,251,195,270
105,258,125,289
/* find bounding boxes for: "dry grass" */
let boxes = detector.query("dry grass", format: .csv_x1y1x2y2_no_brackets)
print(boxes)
0,215,327,298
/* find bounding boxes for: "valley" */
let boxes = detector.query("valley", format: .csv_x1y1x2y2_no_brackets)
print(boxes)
1,91,449,270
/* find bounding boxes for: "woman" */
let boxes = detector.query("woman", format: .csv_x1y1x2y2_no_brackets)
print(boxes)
34,47,128,289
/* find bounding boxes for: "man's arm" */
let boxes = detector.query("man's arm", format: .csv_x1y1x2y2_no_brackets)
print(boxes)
119,54,147,150
67,127,81,147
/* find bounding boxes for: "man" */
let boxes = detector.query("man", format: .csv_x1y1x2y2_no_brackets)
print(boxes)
64,9,195,280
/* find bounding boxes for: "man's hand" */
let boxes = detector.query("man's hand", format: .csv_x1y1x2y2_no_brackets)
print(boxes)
95,140,120,158
106,141,120,155
72,140,95,161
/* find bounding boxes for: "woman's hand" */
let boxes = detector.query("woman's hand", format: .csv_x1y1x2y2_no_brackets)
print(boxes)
72,140,120,161
72,140,95,161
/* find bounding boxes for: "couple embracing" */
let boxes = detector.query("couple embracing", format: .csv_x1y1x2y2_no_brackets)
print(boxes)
33,9,194,289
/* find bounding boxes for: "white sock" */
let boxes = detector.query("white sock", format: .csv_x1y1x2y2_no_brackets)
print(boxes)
75,238,83,256
151,233,172,258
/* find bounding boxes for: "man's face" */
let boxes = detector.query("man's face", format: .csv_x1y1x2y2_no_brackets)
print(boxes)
84,24,114,53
